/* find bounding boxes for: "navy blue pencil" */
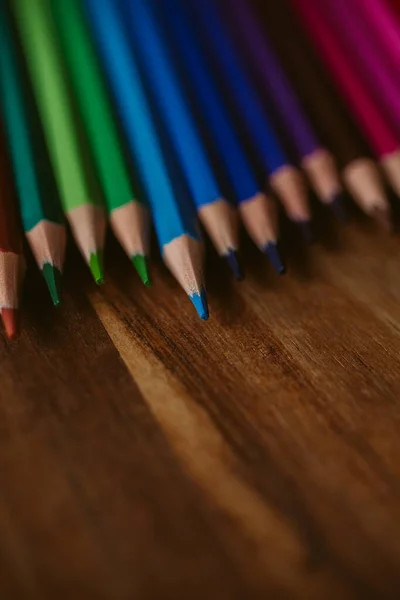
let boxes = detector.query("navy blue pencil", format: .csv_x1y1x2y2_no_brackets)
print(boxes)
158,0,284,273
184,0,312,241
84,0,208,319
120,0,243,279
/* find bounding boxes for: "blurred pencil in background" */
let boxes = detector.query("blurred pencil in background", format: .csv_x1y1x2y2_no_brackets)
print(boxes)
0,4,66,305
224,0,346,220
84,0,208,319
256,0,391,228
291,0,400,220
12,0,106,284
319,0,400,143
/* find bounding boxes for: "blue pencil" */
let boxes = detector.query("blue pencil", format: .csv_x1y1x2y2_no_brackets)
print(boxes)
83,0,208,319
157,0,284,273
183,0,312,241
119,0,243,279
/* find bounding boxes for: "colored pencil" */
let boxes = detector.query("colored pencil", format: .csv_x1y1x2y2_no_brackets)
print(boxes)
320,0,400,139
0,4,65,305
157,0,284,273
51,0,150,286
84,0,208,319
344,0,400,111
365,0,400,61
256,0,391,227
182,0,312,242
12,0,106,284
291,0,400,203
119,0,243,279
0,121,25,339
223,0,345,219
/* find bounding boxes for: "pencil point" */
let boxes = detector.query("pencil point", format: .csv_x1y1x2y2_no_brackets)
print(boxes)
89,251,104,285
264,242,286,274
297,220,315,244
132,254,151,286
190,288,209,320
1,308,20,340
371,205,394,233
330,193,348,222
225,249,244,280
42,263,62,306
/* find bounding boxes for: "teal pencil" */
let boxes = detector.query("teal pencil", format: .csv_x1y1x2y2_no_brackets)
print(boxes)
0,4,65,305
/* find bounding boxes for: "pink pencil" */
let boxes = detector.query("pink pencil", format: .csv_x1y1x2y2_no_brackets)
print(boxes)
291,0,400,202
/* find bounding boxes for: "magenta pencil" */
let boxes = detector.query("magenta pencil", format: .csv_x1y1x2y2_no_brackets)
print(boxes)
360,0,400,62
322,0,400,137
291,0,400,201
351,0,400,88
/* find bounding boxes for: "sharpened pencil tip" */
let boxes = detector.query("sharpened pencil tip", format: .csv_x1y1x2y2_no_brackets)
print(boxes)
42,263,62,306
329,193,348,222
297,220,315,244
225,249,244,280
264,242,286,274
89,251,104,285
190,288,209,320
132,254,151,286
1,308,20,340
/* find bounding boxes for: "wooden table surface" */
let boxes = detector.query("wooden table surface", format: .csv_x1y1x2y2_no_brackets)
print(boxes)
1,208,400,599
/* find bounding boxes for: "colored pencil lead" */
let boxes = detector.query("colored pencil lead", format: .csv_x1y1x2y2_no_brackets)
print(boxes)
190,289,209,322
238,192,283,273
132,255,151,287
89,251,104,285
264,243,286,275
42,263,62,307
225,249,244,281
1,308,19,340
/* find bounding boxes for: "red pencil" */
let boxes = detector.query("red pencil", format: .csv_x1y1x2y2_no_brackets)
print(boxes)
0,121,25,339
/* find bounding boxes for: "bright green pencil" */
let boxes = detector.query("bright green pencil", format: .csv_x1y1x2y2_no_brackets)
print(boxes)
0,3,65,305
52,0,150,285
12,0,106,284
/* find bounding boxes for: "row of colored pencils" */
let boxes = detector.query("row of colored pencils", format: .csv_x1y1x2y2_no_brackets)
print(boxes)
0,0,398,338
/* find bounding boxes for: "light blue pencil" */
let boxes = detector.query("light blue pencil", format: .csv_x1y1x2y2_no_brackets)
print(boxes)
83,0,208,319
119,0,244,279
184,0,312,241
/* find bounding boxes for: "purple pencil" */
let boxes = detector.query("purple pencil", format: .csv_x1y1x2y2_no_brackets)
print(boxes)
224,0,344,215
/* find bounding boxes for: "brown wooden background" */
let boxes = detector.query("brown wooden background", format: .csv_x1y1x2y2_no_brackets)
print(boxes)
1,206,400,599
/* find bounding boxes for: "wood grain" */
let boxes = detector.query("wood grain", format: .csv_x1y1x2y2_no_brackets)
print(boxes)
0,215,400,598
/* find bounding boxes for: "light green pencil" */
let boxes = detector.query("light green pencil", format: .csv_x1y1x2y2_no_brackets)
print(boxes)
12,0,106,283
52,0,150,285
